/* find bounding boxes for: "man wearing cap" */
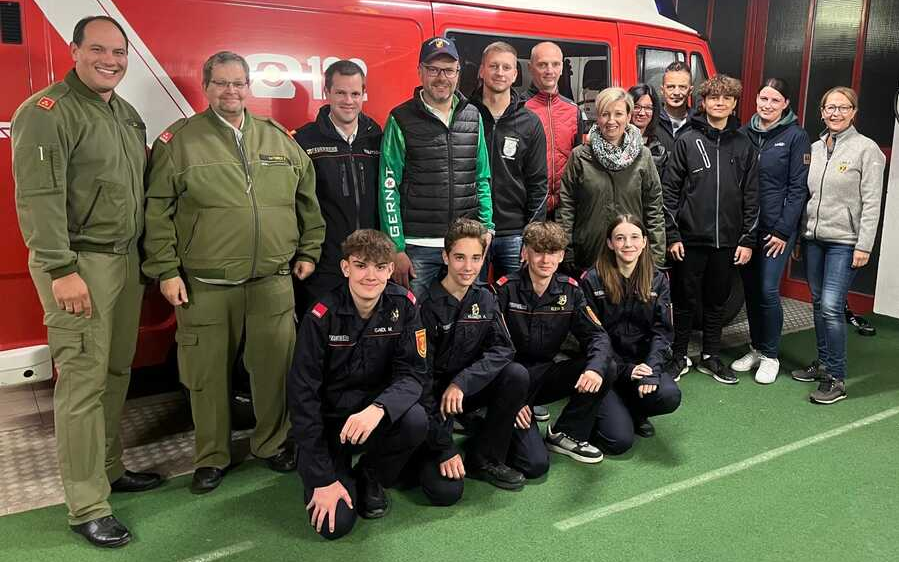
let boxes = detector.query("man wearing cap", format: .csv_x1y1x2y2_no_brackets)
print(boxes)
379,36,494,297
12,15,163,548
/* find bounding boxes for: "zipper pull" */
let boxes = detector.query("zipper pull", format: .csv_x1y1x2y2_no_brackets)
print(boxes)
245,176,253,193
38,146,44,161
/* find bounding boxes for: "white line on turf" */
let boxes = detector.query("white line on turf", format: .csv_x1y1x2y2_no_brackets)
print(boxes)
178,541,255,562
554,405,899,531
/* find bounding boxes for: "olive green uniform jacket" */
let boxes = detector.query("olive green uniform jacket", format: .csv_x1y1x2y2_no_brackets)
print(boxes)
142,107,324,282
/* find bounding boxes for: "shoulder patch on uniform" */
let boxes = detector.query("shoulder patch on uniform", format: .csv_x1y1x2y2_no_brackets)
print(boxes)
496,276,509,286
565,276,579,287
585,305,602,327
36,96,56,111
311,303,329,319
803,153,811,165
579,270,589,280
406,290,417,305
158,130,173,143
415,328,427,358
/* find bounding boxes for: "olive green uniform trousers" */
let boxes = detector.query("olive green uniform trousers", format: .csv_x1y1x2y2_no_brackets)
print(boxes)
29,250,143,525
175,274,295,469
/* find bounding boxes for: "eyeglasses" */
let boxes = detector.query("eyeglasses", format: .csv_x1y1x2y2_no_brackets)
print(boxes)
633,105,654,114
209,79,249,90
822,104,854,115
422,65,460,78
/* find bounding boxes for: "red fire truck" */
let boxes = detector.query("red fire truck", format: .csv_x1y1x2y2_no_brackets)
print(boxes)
0,0,715,386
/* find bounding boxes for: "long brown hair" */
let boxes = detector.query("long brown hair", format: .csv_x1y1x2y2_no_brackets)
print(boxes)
595,214,654,304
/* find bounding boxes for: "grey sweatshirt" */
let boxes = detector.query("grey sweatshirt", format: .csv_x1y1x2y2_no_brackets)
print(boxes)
803,126,885,252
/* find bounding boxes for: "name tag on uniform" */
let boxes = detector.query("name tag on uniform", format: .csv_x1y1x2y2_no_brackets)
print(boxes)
305,146,338,155
260,154,289,165
509,302,527,311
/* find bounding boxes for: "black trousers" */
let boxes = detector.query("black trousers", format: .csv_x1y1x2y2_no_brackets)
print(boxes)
671,246,735,357
590,369,681,455
301,404,427,540
506,358,607,478
410,362,529,506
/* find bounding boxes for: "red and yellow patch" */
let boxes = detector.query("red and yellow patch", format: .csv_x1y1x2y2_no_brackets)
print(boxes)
415,328,427,358
311,303,328,319
158,130,173,143
36,96,56,110
585,305,601,327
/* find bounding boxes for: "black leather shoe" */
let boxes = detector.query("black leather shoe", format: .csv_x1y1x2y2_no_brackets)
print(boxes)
71,515,131,548
190,467,225,494
264,440,297,473
355,465,389,519
467,461,525,491
634,417,655,438
110,470,164,493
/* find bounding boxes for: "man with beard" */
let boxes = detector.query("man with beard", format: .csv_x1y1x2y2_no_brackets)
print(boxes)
470,42,547,279
379,37,495,297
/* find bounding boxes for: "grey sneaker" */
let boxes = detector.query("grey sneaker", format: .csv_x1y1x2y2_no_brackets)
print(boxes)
792,360,825,382
544,426,603,464
809,376,846,405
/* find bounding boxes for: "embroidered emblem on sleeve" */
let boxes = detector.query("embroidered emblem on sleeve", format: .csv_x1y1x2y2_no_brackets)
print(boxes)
416,328,427,358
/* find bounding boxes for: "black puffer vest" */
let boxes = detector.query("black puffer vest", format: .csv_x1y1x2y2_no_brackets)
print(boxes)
391,88,481,237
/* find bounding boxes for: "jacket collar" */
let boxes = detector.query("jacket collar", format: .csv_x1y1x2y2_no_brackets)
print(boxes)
66,69,118,104
469,86,526,120
412,86,468,121
690,112,741,140
426,278,476,307
527,84,560,103
820,124,858,143
314,105,378,142
203,106,251,134
518,264,566,298
334,281,389,319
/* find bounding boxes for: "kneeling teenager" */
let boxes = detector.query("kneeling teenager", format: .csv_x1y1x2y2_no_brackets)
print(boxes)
580,215,681,455
415,219,529,504
288,230,428,540
494,221,613,477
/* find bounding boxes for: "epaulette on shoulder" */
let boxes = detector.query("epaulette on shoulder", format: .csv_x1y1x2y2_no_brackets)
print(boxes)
309,302,329,319
384,281,416,305
405,290,417,305
495,276,509,286
561,275,579,287
156,118,189,144
34,82,69,111
265,117,292,137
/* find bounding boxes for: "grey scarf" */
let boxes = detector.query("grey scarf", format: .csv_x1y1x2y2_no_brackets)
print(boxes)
589,123,643,171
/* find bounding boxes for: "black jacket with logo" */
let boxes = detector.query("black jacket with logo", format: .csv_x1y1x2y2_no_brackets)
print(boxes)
654,107,693,159
288,281,428,488
493,267,613,382
293,106,382,279
470,87,547,235
662,113,759,248
580,268,672,386
418,282,515,461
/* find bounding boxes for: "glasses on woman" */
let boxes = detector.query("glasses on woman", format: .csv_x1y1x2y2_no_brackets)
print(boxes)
822,104,854,115
633,105,654,114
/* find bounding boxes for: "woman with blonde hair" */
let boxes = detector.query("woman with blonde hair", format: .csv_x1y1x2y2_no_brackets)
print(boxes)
557,87,666,278
793,86,885,404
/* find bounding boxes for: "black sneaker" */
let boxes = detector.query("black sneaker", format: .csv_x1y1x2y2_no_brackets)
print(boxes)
355,464,389,519
634,416,655,438
697,355,739,385
809,376,847,404
532,405,550,422
668,356,691,382
467,461,525,491
792,360,825,382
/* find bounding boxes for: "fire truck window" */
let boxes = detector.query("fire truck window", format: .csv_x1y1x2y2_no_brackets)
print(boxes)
637,47,686,96
445,30,610,109
691,52,709,107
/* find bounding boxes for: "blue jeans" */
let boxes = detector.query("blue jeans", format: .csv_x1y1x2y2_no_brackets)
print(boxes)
406,245,446,298
479,234,523,282
741,231,797,358
804,240,857,380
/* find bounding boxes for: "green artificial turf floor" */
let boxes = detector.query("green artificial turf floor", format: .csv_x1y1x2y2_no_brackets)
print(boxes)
2,317,899,562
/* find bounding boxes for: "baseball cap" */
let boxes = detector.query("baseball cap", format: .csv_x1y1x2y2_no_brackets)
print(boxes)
419,36,460,64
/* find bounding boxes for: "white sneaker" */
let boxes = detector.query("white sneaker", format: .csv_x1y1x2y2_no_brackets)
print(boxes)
754,356,780,384
545,426,603,464
731,347,762,372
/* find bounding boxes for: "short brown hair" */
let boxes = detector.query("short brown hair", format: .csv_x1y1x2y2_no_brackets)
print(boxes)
482,41,517,62
522,221,569,253
699,74,742,99
444,218,487,253
341,229,395,263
